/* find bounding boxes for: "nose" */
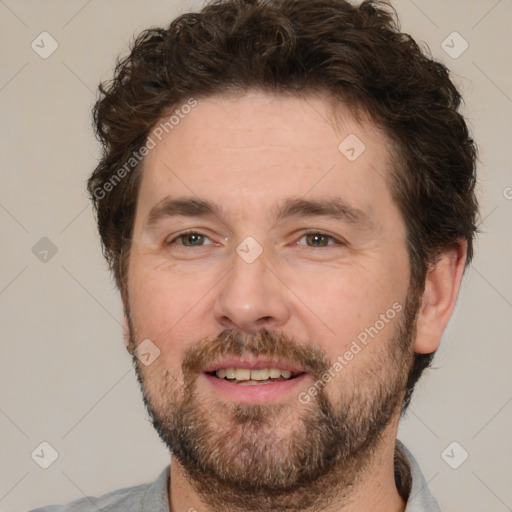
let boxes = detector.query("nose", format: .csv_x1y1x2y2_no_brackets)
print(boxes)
212,247,291,333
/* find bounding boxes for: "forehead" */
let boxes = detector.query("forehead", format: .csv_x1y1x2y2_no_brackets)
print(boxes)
134,91,397,229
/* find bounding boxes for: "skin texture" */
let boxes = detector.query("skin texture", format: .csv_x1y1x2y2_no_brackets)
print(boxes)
123,91,467,512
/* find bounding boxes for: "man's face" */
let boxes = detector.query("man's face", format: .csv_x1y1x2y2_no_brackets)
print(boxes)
126,91,416,508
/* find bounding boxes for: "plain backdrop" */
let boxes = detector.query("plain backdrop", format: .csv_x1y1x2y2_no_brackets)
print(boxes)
1,1,511,511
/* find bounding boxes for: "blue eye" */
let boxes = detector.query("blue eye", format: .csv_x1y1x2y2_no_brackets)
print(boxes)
169,232,213,247
298,231,340,247
166,230,342,249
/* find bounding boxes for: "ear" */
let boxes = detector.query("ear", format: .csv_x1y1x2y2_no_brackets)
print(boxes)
123,313,134,354
414,240,468,354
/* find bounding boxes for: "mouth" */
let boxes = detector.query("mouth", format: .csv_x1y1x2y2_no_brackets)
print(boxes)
201,359,308,403
207,367,303,385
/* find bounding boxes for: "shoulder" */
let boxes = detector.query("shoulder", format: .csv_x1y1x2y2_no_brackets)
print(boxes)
27,466,170,512
397,440,442,512
27,483,148,512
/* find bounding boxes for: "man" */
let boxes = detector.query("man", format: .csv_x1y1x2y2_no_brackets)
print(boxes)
30,0,478,510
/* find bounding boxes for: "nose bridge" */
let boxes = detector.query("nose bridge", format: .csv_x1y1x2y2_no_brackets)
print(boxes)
213,240,290,332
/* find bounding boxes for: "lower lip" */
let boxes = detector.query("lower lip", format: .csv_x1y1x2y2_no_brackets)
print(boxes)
202,373,309,404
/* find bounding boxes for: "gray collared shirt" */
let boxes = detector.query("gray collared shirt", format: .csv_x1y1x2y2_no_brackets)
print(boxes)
28,439,441,511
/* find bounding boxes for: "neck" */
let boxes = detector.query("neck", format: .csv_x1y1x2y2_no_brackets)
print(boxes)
168,421,407,512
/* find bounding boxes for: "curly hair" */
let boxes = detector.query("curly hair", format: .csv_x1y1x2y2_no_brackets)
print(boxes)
88,0,478,413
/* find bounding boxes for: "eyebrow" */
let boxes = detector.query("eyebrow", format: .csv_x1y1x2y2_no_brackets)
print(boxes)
271,197,371,228
144,196,373,231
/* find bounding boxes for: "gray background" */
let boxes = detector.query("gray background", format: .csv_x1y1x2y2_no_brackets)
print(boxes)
0,0,511,510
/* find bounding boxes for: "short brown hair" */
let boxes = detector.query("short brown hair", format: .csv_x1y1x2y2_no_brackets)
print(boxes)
88,0,478,412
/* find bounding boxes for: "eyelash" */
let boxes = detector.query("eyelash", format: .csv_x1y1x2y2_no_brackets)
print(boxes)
167,230,343,248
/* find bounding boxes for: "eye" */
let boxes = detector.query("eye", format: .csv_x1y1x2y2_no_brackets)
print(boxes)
167,231,214,247
297,231,342,248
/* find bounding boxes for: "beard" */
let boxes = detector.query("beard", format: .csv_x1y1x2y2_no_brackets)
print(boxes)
127,290,419,512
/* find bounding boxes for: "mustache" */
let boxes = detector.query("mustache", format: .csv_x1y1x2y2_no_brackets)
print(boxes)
182,328,331,380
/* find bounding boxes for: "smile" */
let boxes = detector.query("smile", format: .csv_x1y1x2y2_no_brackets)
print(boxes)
211,367,300,385
201,359,308,403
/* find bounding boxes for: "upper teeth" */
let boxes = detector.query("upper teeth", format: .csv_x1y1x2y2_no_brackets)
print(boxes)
215,368,293,381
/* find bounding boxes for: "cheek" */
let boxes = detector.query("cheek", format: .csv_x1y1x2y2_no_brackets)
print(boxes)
129,275,174,338
290,263,405,351
306,311,405,409
127,257,196,352
127,253,225,371
136,361,185,413
288,261,409,407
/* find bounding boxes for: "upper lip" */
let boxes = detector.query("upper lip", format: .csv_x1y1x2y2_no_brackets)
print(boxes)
202,358,305,374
